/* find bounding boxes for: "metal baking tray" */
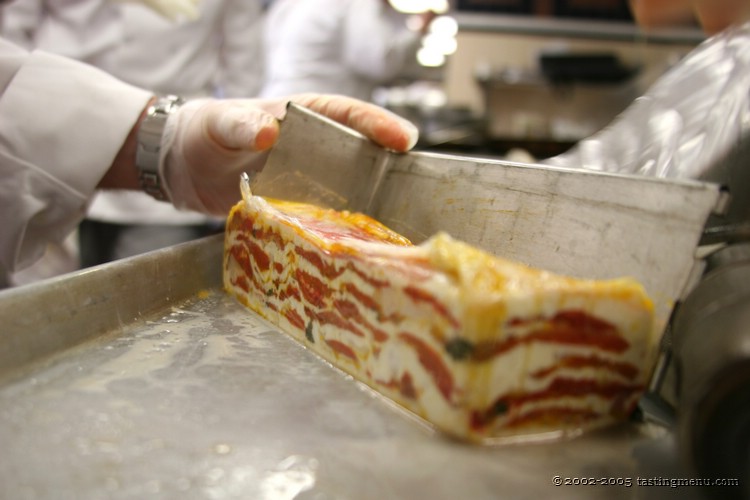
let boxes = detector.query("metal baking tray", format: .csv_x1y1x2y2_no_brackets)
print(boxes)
0,235,704,500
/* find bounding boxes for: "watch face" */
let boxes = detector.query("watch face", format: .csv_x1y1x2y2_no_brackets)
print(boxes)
139,170,169,201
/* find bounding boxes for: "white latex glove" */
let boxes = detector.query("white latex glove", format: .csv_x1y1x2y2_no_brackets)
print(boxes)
109,0,200,21
160,94,419,215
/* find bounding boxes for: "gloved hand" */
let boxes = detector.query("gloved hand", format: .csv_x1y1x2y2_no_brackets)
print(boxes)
160,94,419,215
109,0,200,22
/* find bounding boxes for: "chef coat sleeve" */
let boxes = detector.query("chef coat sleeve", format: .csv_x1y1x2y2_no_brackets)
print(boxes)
0,38,153,279
218,0,265,98
342,0,422,83
0,0,43,49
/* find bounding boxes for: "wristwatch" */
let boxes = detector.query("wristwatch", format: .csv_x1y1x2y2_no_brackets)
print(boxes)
136,94,184,201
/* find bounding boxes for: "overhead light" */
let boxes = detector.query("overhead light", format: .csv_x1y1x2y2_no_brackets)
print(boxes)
389,0,449,14
423,33,458,55
417,46,446,67
429,15,458,37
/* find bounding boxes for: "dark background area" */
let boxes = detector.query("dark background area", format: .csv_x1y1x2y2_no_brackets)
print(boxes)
455,0,635,22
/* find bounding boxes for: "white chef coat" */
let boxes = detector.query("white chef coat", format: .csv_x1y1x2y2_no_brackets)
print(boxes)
3,0,264,99
260,0,422,101
0,38,152,284
2,0,264,226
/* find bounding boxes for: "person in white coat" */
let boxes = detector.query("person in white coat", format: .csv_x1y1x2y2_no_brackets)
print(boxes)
0,34,420,288
3,0,264,104
260,0,435,101
1,0,267,273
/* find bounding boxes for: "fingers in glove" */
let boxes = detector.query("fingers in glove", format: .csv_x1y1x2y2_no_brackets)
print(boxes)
163,100,275,215
204,101,280,152
290,94,419,152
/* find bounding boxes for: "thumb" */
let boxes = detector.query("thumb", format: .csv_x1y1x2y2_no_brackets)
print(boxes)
203,102,280,152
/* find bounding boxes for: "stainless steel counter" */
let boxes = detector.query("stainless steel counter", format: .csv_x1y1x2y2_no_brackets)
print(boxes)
0,236,705,500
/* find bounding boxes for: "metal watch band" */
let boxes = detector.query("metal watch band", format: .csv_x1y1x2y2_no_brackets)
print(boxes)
135,95,184,201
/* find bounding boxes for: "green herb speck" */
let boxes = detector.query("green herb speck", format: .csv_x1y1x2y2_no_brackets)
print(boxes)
445,338,474,360
493,400,508,415
305,321,314,343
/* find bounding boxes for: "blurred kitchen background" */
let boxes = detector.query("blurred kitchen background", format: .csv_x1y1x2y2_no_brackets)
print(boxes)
378,0,703,160
0,0,707,284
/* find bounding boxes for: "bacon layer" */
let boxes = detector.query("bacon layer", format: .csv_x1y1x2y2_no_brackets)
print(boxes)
224,194,657,442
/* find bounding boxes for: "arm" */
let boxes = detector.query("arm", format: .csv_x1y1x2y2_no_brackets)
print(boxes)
217,0,265,98
0,39,418,281
0,39,153,275
342,0,423,82
692,0,750,34
98,98,156,191
629,0,750,34
0,0,44,49
628,0,696,30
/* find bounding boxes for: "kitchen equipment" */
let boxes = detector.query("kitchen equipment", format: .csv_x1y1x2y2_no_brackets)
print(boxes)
475,66,641,143
538,53,638,84
671,243,750,500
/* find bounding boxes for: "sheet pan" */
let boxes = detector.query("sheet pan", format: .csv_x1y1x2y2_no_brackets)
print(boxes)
0,235,703,500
